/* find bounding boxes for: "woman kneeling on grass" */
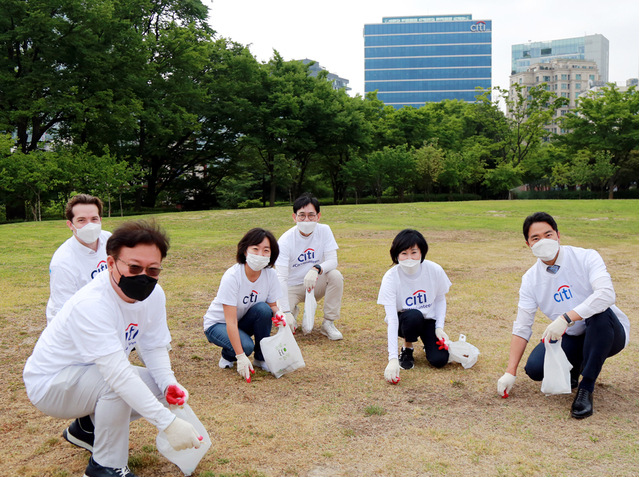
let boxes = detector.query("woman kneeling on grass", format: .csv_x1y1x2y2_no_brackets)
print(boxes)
204,228,284,383
377,229,452,384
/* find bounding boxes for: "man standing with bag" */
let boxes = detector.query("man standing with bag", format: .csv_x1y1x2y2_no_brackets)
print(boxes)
24,220,202,477
275,194,344,340
497,212,630,419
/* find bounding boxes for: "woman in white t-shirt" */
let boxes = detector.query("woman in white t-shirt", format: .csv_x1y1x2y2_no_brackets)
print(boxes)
377,229,452,384
204,228,284,383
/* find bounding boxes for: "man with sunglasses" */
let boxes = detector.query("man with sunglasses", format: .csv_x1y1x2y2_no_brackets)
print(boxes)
46,194,112,324
275,194,344,340
24,220,202,477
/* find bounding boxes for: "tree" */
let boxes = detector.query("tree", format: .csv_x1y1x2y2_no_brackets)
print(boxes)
413,142,444,195
560,84,639,198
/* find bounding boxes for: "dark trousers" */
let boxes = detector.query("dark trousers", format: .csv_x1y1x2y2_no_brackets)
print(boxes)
398,309,449,368
524,308,626,384
204,302,273,361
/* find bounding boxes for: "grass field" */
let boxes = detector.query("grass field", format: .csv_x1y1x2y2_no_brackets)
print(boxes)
1,200,637,477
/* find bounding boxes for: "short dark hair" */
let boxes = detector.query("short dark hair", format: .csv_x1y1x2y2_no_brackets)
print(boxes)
106,220,170,259
390,229,428,264
236,228,279,268
65,194,103,221
293,194,320,214
523,212,558,241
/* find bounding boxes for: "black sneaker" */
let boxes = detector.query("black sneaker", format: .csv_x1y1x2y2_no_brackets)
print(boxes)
399,347,414,370
83,457,139,477
62,415,94,452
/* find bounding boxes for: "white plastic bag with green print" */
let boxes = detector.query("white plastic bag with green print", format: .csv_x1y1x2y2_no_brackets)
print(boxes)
261,323,306,378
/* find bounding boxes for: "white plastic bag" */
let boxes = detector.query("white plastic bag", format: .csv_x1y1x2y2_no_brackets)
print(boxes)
156,404,212,476
261,323,306,378
541,339,573,395
302,290,317,335
447,334,480,369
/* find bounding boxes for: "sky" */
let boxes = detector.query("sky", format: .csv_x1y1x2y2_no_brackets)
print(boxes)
201,0,639,98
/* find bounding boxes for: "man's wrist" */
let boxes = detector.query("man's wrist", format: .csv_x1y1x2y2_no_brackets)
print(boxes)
313,264,322,275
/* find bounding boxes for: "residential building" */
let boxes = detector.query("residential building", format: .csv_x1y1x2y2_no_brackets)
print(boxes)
512,34,609,84
363,14,492,108
301,59,351,92
508,59,601,135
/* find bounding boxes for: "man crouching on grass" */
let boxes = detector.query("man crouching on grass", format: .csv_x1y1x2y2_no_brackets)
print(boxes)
497,212,630,419
24,220,202,477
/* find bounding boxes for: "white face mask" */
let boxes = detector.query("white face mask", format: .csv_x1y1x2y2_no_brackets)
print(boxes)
74,222,101,244
398,258,421,273
297,221,317,235
531,238,559,262
246,253,270,272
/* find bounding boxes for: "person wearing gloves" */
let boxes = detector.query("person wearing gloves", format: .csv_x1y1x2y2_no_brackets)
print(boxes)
275,194,344,340
23,220,202,477
204,228,283,382
46,194,112,324
377,229,452,384
497,212,630,419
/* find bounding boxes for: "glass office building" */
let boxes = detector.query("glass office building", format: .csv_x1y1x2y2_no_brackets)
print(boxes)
364,14,492,108
512,34,609,84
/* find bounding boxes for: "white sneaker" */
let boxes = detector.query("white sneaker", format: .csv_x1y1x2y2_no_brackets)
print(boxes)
320,320,343,340
219,356,234,369
253,359,270,372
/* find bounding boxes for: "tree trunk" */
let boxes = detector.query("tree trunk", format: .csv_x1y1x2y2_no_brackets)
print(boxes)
269,176,277,207
608,177,614,199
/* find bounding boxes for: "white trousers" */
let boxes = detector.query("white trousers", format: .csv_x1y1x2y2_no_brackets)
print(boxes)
34,364,166,468
289,269,344,322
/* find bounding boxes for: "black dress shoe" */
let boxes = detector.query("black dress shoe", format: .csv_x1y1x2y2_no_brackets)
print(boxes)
571,388,593,419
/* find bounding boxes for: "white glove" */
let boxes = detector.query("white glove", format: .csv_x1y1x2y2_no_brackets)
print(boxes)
272,312,286,328
497,372,516,398
384,358,400,384
164,417,202,451
284,312,296,332
541,317,568,342
304,268,319,291
165,383,189,409
236,353,254,383
435,328,449,343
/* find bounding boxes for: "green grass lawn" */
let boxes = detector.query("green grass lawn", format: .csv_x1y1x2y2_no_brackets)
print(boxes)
1,200,638,476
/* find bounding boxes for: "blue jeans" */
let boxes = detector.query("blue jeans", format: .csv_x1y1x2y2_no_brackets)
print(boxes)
524,308,626,384
204,302,273,361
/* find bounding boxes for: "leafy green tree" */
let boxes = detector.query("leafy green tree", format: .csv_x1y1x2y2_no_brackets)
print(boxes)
560,84,639,198
413,142,444,194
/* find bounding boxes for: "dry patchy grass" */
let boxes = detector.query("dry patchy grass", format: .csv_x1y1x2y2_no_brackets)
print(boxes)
0,200,637,476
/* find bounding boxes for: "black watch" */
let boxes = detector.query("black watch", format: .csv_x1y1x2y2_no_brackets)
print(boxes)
313,264,322,275
562,313,575,327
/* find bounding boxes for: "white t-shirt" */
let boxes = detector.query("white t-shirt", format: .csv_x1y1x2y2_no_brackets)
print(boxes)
46,231,112,323
275,223,339,286
203,264,282,330
24,270,172,405
514,245,630,347
377,260,451,326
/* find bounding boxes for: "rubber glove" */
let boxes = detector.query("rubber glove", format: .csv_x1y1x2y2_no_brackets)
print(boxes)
284,312,296,332
164,417,203,451
384,358,401,384
272,312,286,328
541,317,568,342
304,268,319,291
165,383,189,409
435,328,449,350
236,353,255,383
497,372,516,398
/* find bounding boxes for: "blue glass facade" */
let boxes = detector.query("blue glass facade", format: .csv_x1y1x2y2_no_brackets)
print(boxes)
364,15,492,108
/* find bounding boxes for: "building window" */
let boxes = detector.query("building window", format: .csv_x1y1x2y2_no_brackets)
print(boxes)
574,92,580,99
575,74,582,80
543,76,551,82
519,77,523,84
561,83,569,89
589,75,595,81
561,74,569,80
541,48,552,56
523,50,531,58
536,76,539,82
561,92,570,98
575,83,581,90
561,110,568,116
553,84,558,90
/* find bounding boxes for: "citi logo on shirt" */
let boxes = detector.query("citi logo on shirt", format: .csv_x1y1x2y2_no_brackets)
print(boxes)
125,323,139,351
243,290,259,305
91,260,108,279
297,248,315,263
406,290,429,307
554,285,573,303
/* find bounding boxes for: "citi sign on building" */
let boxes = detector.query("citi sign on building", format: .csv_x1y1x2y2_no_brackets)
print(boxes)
364,14,492,108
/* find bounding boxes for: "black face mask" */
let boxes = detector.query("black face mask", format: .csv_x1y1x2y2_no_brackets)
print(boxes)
117,274,158,301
